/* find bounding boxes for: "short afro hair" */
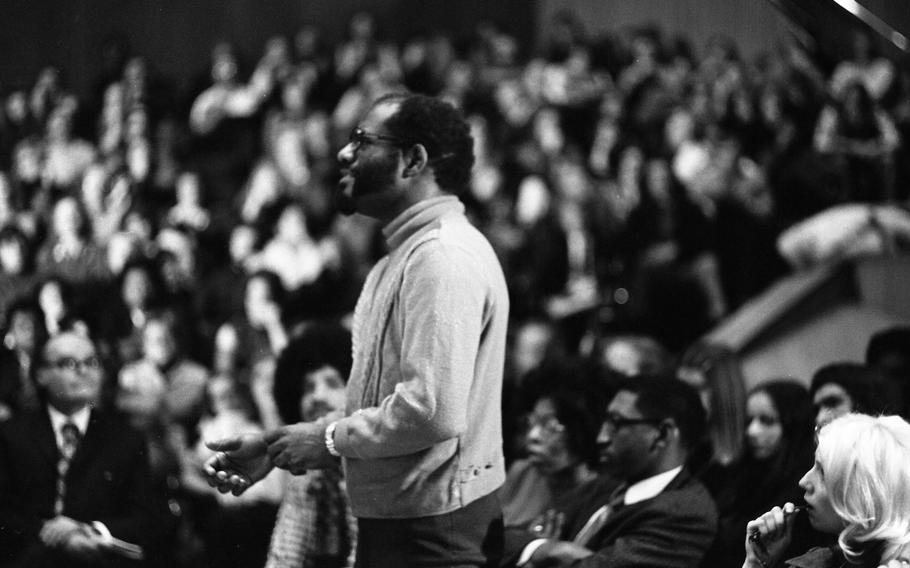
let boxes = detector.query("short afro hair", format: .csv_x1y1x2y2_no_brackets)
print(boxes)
375,93,475,195
272,321,352,425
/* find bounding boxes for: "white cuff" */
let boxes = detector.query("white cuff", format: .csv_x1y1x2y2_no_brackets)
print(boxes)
517,538,549,566
91,521,114,544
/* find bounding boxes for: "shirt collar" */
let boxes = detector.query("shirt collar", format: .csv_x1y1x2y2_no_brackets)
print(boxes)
624,465,683,506
382,195,463,250
47,404,91,438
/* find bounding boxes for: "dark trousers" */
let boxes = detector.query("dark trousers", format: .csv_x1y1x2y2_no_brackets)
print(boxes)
355,492,503,568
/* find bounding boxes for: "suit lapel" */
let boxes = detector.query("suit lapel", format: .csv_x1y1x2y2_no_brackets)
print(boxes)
32,408,61,467
581,469,692,546
69,409,104,472
564,476,623,537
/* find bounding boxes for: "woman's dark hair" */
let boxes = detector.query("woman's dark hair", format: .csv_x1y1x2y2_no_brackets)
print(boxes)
1,297,47,348
375,93,475,196
748,380,814,472
536,389,601,467
719,380,814,518
272,321,352,425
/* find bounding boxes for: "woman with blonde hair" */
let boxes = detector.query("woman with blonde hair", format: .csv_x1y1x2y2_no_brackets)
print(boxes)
743,413,910,568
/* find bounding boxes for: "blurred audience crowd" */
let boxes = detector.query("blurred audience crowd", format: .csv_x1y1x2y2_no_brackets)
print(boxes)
1,10,910,567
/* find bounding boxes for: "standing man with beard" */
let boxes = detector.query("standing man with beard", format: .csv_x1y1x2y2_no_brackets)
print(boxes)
500,375,718,568
205,93,510,568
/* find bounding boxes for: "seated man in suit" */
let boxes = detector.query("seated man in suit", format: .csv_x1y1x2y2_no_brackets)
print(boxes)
503,375,718,568
0,330,167,567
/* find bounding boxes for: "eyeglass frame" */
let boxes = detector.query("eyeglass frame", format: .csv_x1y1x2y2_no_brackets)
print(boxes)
347,126,409,151
346,126,458,165
45,356,103,373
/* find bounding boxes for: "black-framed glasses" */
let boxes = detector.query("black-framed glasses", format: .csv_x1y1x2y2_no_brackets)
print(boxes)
602,413,662,432
47,356,102,372
348,127,407,150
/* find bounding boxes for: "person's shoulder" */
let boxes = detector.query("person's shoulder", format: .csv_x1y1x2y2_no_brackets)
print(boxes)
416,214,498,265
661,472,718,518
560,473,620,507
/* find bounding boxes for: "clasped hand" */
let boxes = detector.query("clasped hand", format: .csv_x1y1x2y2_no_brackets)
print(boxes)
204,422,336,495
39,516,102,560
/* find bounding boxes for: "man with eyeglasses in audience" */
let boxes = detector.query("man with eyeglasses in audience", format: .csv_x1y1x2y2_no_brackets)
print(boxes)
0,329,167,567
205,93,510,568
501,375,718,568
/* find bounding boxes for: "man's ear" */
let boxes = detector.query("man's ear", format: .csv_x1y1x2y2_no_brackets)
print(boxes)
402,144,428,178
651,419,676,450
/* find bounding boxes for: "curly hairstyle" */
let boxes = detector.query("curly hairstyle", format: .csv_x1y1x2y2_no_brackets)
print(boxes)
533,388,602,467
374,93,475,195
272,321,352,425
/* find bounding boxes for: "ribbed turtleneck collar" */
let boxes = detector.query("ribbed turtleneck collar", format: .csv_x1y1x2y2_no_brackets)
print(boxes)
382,195,464,251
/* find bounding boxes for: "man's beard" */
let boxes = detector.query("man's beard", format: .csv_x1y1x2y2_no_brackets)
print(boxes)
334,155,398,216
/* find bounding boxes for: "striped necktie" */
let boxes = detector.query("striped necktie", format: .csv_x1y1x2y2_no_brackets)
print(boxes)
54,421,82,515
572,483,627,547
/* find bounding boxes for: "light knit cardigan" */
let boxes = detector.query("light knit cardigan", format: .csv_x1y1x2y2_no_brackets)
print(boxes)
333,195,510,518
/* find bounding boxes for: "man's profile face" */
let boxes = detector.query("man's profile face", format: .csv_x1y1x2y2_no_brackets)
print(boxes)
37,332,103,411
597,390,659,482
335,101,402,217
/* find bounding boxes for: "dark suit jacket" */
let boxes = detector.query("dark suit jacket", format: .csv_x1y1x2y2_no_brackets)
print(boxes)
502,468,718,568
0,406,169,567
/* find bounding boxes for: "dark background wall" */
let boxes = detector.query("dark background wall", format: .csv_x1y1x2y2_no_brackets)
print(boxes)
0,0,537,99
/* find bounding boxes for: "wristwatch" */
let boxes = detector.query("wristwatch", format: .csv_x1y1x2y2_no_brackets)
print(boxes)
324,421,341,457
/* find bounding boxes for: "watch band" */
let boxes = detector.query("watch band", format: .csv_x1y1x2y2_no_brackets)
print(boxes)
324,421,341,457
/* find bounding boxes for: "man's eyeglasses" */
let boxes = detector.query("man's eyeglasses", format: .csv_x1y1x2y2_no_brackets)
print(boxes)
524,414,566,436
601,413,662,432
47,356,102,372
348,127,407,151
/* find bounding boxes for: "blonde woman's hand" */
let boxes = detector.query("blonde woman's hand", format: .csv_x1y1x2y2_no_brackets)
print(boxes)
744,502,800,568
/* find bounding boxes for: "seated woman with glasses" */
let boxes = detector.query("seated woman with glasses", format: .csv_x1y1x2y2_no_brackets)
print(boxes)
743,413,910,568
499,388,600,530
